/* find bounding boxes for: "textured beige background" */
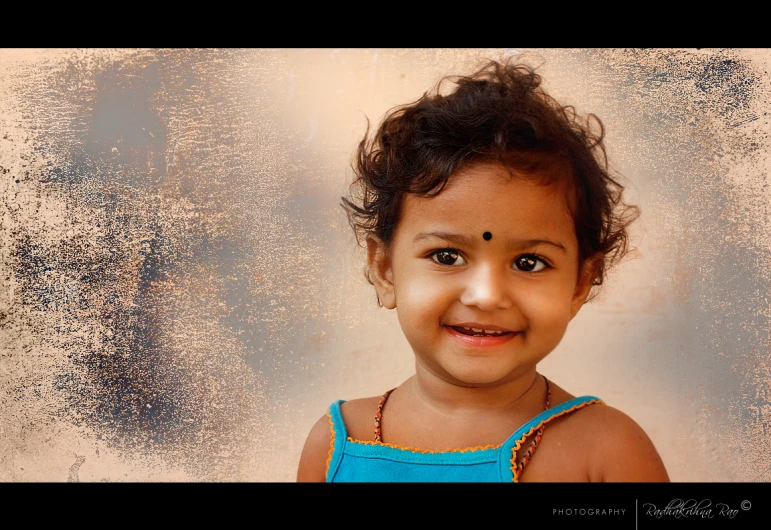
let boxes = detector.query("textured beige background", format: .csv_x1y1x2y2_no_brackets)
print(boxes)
0,48,768,482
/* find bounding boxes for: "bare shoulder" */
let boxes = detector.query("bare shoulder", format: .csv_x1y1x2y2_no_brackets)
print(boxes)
296,412,333,482
571,402,670,482
296,395,382,482
339,395,382,441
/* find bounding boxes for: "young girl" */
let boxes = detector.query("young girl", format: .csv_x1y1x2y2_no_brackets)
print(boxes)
297,58,669,482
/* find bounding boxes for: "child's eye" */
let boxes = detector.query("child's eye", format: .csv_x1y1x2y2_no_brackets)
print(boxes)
430,249,466,266
513,255,548,272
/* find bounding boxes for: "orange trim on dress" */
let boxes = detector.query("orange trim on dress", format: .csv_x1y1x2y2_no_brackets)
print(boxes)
348,437,500,454
510,398,604,482
325,410,336,480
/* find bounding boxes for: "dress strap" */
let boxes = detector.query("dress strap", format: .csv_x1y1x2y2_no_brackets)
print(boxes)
325,400,348,482
374,388,396,442
514,376,550,480
499,394,604,482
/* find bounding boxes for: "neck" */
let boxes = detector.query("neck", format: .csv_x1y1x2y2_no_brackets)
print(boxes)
409,362,542,415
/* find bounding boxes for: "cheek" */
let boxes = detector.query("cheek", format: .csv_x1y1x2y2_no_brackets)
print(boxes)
516,282,575,324
395,272,447,313
393,269,455,334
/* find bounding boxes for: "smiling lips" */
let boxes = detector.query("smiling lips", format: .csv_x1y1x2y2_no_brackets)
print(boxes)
445,324,519,347
449,322,513,335
452,326,509,336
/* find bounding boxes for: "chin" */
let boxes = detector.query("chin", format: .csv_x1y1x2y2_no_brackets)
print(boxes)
441,365,519,388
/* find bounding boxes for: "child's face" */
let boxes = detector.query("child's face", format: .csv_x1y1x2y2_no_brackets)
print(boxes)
368,162,597,387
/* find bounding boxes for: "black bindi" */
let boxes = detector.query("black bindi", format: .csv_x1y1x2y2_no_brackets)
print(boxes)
483,231,492,241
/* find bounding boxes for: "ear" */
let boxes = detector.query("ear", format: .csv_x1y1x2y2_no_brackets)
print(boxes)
570,253,602,319
366,236,396,309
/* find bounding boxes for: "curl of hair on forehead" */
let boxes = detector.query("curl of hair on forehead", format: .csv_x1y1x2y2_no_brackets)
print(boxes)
342,56,639,301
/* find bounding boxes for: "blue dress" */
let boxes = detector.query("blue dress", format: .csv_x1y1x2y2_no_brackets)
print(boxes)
325,395,603,482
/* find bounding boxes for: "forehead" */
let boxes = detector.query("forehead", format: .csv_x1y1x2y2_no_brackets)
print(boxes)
397,162,576,243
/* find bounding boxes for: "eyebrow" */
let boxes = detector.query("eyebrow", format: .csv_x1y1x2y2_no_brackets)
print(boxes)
413,231,475,247
508,237,567,253
413,231,567,253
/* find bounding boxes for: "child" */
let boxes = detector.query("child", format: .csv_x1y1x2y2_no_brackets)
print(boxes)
297,58,669,482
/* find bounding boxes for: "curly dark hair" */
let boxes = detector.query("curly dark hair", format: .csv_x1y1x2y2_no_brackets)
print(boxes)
341,57,639,300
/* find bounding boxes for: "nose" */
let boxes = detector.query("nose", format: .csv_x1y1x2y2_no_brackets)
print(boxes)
459,264,513,311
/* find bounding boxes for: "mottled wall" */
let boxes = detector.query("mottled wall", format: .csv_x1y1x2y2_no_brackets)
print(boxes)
0,48,768,482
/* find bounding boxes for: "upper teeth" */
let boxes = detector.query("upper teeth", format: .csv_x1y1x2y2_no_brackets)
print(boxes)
462,326,506,335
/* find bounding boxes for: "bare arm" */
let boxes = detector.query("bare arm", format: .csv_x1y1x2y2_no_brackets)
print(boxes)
588,406,670,482
296,413,333,482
